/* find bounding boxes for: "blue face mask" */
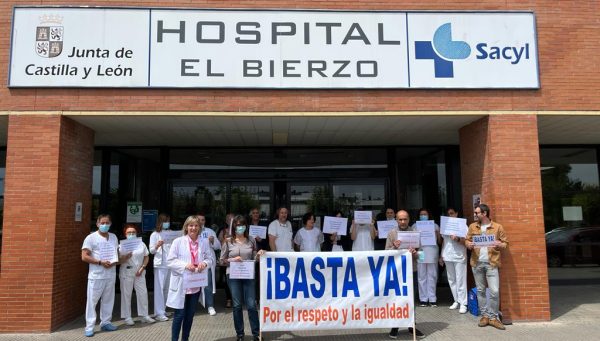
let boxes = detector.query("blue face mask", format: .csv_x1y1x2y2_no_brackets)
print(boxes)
127,234,137,240
236,226,247,235
98,224,111,233
162,222,170,230
419,215,429,221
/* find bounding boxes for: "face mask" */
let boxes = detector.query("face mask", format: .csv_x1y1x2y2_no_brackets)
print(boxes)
236,226,247,235
419,215,429,221
98,224,110,233
127,234,137,240
162,222,170,230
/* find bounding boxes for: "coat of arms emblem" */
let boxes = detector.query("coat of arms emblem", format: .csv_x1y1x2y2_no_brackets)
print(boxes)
36,15,63,58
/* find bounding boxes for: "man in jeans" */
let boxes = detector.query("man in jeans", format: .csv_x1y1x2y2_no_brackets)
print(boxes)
466,204,509,330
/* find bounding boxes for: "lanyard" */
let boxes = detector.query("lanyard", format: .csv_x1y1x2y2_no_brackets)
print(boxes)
188,238,199,265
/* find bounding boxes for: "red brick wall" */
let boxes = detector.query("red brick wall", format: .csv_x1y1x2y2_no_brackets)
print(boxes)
0,0,598,112
459,114,550,322
0,115,93,332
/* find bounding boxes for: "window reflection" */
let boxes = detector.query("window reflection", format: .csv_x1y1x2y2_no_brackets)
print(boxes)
541,148,600,229
541,147,600,283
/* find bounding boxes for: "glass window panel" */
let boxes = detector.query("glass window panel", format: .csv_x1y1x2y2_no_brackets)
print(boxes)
333,183,385,218
171,183,226,229
231,184,271,220
540,148,600,229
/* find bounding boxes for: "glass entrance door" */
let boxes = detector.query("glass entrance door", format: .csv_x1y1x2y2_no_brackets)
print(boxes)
288,181,386,231
170,181,272,228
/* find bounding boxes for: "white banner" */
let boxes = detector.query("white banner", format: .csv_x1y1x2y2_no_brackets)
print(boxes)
10,7,538,89
260,250,414,331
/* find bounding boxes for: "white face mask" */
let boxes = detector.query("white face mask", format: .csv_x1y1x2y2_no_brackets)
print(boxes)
162,222,170,230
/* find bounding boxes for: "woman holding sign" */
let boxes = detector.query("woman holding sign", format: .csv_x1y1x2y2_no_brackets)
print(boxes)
350,211,377,251
166,215,213,341
149,213,173,322
220,215,265,341
119,224,155,325
440,207,468,314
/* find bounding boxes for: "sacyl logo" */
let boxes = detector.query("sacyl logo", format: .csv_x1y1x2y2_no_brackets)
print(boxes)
35,14,63,58
415,23,470,78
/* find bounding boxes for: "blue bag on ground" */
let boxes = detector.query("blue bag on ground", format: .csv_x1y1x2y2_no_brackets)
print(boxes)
468,287,479,316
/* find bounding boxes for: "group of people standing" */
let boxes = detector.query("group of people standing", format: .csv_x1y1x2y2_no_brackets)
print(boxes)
81,202,508,340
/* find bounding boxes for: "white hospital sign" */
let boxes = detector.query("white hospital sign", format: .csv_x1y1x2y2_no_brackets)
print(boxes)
9,7,539,89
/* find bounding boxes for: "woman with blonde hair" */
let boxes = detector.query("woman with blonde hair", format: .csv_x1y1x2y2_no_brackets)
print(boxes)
167,215,213,341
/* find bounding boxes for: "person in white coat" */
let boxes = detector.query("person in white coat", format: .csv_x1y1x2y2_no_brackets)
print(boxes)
440,207,468,313
350,217,376,251
119,224,155,325
268,207,293,252
149,213,175,322
413,208,442,307
167,215,213,341
294,212,324,252
81,214,119,337
198,213,221,316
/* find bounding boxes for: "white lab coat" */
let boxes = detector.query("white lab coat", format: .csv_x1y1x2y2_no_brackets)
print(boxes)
166,235,213,309
200,227,221,294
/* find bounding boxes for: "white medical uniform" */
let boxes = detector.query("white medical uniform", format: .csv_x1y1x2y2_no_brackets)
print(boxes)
166,236,213,309
352,223,374,251
442,234,468,306
268,220,294,252
119,239,150,319
149,230,175,317
82,231,118,333
199,226,220,305
294,227,324,252
414,222,440,303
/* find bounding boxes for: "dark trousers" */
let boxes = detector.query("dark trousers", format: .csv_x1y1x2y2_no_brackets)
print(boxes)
228,276,259,337
172,291,200,341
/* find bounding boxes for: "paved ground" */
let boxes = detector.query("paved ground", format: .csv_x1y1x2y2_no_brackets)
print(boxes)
1,283,599,340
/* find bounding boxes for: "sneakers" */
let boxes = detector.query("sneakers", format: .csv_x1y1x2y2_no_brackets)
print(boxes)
459,305,468,314
429,302,437,307
84,330,94,337
408,327,425,337
449,302,459,310
155,315,169,322
123,318,135,326
141,316,156,324
419,301,428,307
489,318,506,330
208,307,217,316
478,316,490,327
100,323,117,332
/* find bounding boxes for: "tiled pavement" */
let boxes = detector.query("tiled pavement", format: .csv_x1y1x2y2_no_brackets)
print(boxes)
1,284,598,341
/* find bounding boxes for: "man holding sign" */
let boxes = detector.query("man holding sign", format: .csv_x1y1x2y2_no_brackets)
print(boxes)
466,204,509,330
385,210,424,338
81,214,119,337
